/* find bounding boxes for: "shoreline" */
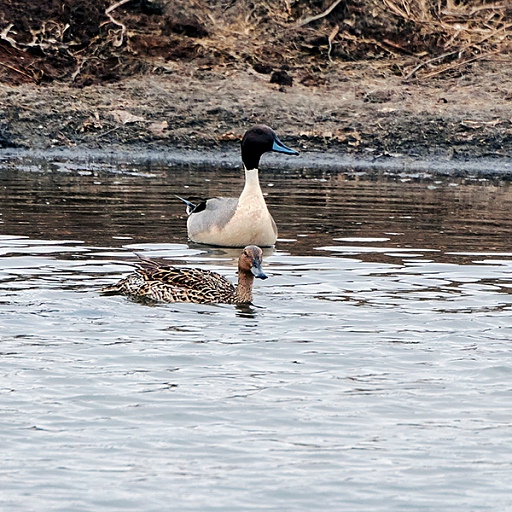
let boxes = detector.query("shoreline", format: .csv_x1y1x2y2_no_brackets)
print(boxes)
1,64,511,175
1,145,511,178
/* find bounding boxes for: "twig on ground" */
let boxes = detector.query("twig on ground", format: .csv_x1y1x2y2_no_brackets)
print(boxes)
95,126,120,139
105,0,132,15
71,59,86,81
105,0,131,47
0,24,20,49
403,50,460,81
0,61,34,81
295,0,344,27
327,25,339,61
419,49,502,80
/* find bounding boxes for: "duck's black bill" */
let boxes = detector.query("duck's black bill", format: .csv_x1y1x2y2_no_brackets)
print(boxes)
272,136,299,156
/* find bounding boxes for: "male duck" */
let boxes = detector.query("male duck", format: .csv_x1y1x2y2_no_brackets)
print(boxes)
101,245,268,304
178,125,299,248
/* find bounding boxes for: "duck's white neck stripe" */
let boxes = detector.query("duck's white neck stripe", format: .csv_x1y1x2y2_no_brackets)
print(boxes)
241,168,262,196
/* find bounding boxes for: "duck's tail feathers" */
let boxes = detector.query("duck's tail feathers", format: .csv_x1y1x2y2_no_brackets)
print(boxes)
100,282,124,295
100,253,155,295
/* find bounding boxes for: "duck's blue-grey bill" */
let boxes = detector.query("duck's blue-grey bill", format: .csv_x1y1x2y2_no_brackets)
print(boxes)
272,137,299,155
251,262,268,280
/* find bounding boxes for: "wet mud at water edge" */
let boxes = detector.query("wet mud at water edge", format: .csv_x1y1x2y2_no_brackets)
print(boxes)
1,155,512,511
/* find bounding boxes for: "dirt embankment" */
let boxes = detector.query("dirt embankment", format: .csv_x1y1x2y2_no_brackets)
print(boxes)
0,0,511,161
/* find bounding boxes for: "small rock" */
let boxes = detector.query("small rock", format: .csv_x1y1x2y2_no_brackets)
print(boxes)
0,131,17,148
253,63,273,74
270,70,293,87
361,90,393,103
111,110,145,125
148,120,168,135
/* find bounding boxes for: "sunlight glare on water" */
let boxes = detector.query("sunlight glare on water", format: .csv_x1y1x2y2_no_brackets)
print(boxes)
1,157,512,511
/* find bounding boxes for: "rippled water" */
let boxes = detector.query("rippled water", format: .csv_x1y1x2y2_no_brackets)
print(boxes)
1,155,512,511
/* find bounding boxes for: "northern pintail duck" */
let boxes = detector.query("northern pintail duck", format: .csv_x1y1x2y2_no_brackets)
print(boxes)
101,245,268,304
178,125,299,248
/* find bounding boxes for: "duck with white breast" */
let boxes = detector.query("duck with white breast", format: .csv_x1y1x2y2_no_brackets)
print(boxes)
177,125,299,248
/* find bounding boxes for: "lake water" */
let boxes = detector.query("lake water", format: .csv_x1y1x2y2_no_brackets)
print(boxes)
1,153,512,511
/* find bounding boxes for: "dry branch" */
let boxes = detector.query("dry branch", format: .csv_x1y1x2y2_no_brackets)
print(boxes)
105,0,131,14
327,25,339,61
403,50,460,81
0,24,20,49
419,49,502,80
0,61,34,81
105,0,131,47
295,0,344,27
403,20,512,80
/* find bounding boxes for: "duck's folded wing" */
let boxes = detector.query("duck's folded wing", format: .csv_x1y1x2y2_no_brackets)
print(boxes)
150,266,224,287
187,197,239,236
148,266,236,303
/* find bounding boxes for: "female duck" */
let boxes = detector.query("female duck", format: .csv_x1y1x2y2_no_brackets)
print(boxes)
178,125,299,248
101,245,268,304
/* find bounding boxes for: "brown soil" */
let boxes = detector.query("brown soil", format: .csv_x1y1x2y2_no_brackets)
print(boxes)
0,0,511,161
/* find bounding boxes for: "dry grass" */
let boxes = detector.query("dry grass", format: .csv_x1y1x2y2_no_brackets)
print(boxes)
0,0,510,85
291,0,512,80
191,0,512,80
380,0,511,79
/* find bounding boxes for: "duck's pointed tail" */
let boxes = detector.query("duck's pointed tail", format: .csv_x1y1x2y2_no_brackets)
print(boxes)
100,254,149,295
175,195,197,215
99,282,124,295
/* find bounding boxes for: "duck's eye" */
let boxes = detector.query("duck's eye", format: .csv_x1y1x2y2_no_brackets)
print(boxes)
243,250,249,256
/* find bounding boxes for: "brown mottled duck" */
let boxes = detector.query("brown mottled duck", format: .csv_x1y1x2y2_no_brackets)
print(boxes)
101,245,268,304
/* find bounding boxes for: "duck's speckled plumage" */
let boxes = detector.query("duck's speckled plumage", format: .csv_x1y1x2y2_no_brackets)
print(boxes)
179,124,299,248
101,246,268,304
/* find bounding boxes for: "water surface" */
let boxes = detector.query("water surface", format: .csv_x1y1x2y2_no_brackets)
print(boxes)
1,157,511,511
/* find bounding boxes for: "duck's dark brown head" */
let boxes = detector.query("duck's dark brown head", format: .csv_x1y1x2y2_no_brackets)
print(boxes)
241,125,299,170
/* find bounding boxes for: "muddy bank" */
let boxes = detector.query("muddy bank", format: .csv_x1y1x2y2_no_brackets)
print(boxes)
1,0,511,168
1,0,510,173
1,62,512,168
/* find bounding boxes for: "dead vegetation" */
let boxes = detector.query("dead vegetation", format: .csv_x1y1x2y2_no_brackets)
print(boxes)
0,0,510,86
290,0,511,81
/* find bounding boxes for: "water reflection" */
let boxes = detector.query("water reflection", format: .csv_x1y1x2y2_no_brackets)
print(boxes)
1,162,512,263
234,303,261,319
